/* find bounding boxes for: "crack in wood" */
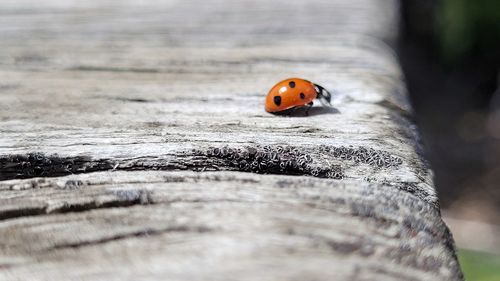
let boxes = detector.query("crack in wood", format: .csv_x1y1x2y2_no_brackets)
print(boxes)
0,206,47,221
0,144,403,182
202,145,344,179
0,153,114,181
49,225,213,251
0,192,151,221
1,145,345,180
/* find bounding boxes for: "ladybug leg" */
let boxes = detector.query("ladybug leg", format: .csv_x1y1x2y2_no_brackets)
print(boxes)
305,102,313,116
290,106,300,116
272,107,297,116
288,106,303,116
314,84,333,107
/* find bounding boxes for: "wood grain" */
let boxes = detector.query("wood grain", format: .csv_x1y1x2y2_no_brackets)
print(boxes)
0,0,462,280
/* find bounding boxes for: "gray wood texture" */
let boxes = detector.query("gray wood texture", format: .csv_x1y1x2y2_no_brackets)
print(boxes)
0,0,462,280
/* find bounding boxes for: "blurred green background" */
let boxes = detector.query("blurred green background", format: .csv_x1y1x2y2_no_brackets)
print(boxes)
459,249,500,281
437,0,500,64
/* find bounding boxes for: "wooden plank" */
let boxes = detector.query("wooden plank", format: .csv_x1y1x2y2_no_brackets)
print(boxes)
0,171,455,281
0,0,462,280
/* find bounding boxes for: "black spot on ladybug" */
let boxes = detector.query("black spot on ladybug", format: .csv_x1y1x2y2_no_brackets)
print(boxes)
289,81,296,88
300,93,305,99
274,96,282,106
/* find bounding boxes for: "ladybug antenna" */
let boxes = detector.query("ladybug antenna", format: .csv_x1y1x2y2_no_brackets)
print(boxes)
314,84,332,107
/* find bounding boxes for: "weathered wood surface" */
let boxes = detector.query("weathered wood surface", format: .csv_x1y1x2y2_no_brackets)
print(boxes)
0,0,462,280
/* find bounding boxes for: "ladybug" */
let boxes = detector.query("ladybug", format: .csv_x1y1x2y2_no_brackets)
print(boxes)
265,78,332,114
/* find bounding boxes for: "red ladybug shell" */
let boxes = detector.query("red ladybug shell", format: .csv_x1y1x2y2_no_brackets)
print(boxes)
265,78,318,113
